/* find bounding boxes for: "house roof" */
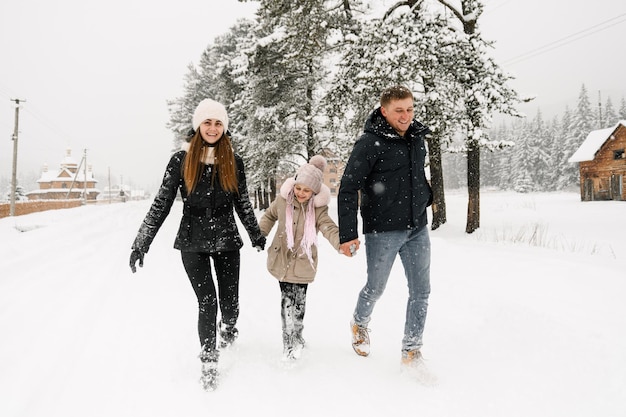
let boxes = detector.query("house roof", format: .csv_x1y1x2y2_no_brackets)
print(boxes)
36,167,97,183
568,120,626,163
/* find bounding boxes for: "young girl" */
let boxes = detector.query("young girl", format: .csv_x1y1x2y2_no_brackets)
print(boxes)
259,155,346,361
129,98,265,391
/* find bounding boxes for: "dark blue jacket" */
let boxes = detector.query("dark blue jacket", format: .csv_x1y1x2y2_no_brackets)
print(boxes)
338,108,432,243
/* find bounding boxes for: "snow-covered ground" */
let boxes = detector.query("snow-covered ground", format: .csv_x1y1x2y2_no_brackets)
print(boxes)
1,190,624,417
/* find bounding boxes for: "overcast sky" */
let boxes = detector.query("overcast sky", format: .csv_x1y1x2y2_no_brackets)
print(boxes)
1,0,625,192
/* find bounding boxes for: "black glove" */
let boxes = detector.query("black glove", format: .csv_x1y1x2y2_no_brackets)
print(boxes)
253,236,266,251
129,249,145,273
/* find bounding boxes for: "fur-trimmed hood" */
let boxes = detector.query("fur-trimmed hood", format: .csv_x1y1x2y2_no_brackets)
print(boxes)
279,177,331,208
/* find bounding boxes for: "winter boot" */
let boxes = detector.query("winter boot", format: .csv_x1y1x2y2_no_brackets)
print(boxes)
218,320,239,349
401,349,437,386
401,349,423,366
199,349,220,391
351,320,370,357
282,333,297,361
294,329,306,351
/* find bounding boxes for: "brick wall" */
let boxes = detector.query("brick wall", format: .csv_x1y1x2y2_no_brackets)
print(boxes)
0,200,83,219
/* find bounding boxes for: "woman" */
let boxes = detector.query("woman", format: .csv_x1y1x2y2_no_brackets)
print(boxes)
129,98,265,391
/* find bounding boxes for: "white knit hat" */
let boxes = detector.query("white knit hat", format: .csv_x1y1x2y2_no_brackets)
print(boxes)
192,98,229,132
294,155,327,194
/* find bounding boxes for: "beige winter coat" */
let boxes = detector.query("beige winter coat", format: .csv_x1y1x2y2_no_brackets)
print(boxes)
259,178,340,284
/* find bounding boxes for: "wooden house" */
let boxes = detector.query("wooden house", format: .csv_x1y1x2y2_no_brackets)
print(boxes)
26,148,100,201
568,121,626,201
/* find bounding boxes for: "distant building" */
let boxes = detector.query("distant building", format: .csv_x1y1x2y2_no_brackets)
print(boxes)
97,184,149,202
319,148,345,196
27,148,100,201
569,120,626,201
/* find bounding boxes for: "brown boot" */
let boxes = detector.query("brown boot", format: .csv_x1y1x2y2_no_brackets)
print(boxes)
401,349,423,366
351,320,370,357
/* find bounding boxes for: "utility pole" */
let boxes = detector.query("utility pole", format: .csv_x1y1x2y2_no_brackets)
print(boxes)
598,91,603,129
83,148,87,205
10,98,26,217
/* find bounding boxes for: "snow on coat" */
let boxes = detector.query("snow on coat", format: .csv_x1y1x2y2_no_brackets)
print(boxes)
259,178,340,284
132,145,263,254
338,107,433,243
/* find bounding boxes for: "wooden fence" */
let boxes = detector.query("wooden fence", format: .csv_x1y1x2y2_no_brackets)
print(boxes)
0,200,84,219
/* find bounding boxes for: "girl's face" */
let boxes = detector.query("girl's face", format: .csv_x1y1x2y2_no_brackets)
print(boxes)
294,183,314,204
199,119,225,145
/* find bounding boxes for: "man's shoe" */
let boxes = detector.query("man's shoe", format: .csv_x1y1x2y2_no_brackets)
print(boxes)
401,349,437,386
401,349,423,366
351,320,370,357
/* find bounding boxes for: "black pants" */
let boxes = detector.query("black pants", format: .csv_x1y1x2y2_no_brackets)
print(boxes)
181,250,240,353
279,282,308,346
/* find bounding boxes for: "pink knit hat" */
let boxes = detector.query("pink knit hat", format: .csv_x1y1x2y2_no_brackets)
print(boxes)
294,155,327,194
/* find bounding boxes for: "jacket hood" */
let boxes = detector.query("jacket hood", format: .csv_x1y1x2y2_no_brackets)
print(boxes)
364,107,430,140
279,177,331,207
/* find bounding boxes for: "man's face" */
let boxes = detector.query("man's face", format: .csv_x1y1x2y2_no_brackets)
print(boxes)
380,97,414,137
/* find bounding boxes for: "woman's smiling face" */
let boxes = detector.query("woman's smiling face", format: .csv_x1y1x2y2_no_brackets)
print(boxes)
199,119,224,144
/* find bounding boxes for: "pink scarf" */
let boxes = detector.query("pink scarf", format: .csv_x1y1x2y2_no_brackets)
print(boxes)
285,190,318,268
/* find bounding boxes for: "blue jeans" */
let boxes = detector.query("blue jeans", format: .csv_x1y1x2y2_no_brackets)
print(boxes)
353,226,431,352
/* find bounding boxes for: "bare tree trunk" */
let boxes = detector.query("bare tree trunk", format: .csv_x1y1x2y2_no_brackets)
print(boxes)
269,176,276,203
426,134,446,230
435,0,482,234
465,145,480,233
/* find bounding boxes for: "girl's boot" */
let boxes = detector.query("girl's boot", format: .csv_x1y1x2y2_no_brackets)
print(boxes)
199,348,220,391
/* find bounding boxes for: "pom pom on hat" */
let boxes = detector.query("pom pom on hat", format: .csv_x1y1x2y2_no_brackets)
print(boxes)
192,98,229,132
294,155,327,194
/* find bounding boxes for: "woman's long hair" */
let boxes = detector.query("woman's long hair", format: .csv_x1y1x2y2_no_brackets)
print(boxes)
182,130,238,194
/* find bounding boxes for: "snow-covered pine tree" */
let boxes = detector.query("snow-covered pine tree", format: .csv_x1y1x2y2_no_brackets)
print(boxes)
560,84,595,189
602,96,617,128
511,119,535,193
432,0,522,233
490,121,515,190
546,115,563,191
325,1,465,229
619,97,626,120
241,0,340,203
526,110,552,190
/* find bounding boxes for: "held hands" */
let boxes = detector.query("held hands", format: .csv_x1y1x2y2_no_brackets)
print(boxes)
253,236,266,252
129,249,145,273
339,239,360,258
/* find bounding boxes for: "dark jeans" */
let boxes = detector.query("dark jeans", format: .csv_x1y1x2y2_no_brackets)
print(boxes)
279,282,308,346
181,250,240,353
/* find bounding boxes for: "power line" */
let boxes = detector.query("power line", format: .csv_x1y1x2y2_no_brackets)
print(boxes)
21,104,77,146
502,12,626,66
483,0,515,15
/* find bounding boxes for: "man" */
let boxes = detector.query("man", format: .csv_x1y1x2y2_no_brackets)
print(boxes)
338,85,433,369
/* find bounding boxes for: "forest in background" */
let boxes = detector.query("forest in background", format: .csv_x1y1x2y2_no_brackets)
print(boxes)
162,0,624,232
447,84,626,191
4,0,625,232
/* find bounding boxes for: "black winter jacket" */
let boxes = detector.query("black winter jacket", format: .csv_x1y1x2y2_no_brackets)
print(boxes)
338,108,432,243
132,149,264,253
